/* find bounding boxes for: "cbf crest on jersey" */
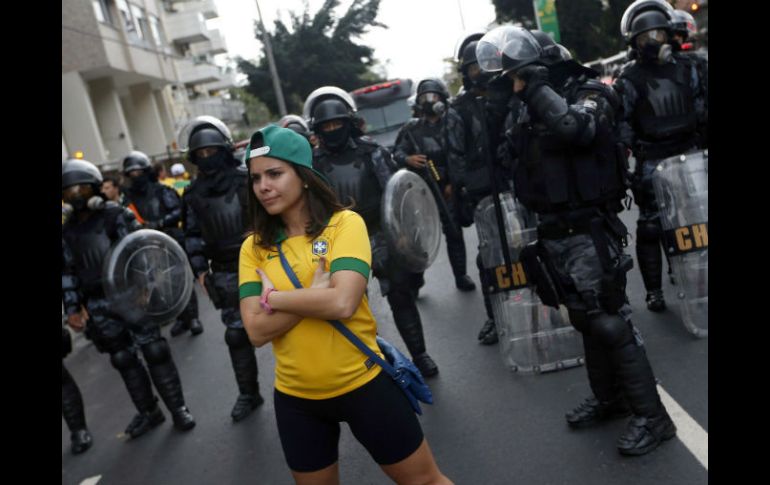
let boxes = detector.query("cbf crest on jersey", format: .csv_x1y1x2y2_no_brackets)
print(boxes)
312,238,329,256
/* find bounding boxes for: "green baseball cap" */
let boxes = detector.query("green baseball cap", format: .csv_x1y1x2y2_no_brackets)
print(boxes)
246,124,328,183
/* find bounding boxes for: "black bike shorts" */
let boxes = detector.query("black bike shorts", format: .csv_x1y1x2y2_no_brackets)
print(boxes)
274,371,424,472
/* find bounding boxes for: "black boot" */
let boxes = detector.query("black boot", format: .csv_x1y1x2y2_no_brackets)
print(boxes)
63,364,92,453
387,288,428,358
170,406,196,431
110,349,159,422
478,319,498,345
617,411,676,456
142,340,192,429
169,318,190,337
230,394,265,422
70,429,93,455
189,318,203,336
566,396,631,428
125,403,166,438
412,352,439,378
225,328,262,422
455,275,477,292
646,290,666,312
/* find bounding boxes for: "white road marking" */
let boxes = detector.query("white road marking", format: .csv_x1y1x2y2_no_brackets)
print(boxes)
79,476,102,485
658,384,708,470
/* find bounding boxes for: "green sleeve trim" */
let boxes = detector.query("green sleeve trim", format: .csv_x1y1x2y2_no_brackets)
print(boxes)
330,257,370,280
239,282,263,300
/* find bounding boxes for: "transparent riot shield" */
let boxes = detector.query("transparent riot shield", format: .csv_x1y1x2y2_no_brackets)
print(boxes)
652,150,708,337
381,169,443,272
475,191,584,373
103,229,193,327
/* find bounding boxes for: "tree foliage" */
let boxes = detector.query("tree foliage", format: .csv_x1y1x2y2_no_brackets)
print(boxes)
492,0,639,63
237,0,387,116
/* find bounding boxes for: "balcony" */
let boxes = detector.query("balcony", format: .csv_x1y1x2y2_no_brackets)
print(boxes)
190,29,227,56
187,97,245,124
176,59,221,85
164,11,209,45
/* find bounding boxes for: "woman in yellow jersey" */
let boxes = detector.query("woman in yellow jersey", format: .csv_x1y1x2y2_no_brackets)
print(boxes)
239,125,452,485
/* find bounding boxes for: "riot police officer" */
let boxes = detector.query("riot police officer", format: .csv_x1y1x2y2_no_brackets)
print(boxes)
450,33,505,344
614,0,708,311
394,78,476,294
62,158,195,438
278,114,312,141
306,87,439,377
122,151,203,338
180,116,264,421
495,28,675,456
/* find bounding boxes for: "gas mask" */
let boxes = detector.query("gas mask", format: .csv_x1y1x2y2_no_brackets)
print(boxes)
418,93,445,117
128,170,153,191
62,184,96,212
636,29,671,63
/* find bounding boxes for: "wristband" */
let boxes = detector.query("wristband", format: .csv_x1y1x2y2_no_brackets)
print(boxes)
260,287,276,315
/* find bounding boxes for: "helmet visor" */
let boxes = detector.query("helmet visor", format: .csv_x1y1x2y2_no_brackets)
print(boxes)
62,184,94,204
417,92,442,105
635,29,667,48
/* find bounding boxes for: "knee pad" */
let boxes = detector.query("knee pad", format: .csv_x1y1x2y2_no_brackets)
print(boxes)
636,220,661,243
110,349,139,370
141,339,171,365
225,327,251,349
588,313,632,348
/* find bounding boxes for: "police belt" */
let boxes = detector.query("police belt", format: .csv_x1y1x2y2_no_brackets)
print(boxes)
536,208,600,240
635,137,697,162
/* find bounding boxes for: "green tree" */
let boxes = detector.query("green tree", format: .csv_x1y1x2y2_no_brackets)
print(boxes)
492,0,537,27
237,0,387,115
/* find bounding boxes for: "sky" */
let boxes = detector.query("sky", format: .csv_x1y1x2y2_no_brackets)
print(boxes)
210,0,497,84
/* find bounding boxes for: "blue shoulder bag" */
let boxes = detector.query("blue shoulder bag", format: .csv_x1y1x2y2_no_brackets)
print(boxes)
276,243,433,415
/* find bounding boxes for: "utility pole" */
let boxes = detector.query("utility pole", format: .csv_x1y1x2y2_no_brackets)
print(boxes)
255,0,287,116
456,0,466,30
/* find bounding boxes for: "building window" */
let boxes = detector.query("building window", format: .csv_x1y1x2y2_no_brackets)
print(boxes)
129,4,150,41
148,15,166,49
92,0,113,25
115,0,136,35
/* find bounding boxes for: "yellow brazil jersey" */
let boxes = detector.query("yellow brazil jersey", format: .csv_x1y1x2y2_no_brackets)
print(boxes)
238,209,383,400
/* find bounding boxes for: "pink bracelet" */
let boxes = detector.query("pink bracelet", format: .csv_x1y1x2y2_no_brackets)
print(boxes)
260,288,276,315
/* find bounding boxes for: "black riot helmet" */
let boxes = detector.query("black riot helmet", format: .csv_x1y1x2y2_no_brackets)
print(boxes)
122,150,152,174
178,115,233,152
500,28,545,77
279,114,310,138
188,127,231,153
416,78,450,100
620,0,674,45
670,9,697,41
62,158,104,212
62,158,103,190
529,30,564,67
310,98,352,131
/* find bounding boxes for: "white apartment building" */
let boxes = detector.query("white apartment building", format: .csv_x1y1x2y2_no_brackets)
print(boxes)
62,0,244,170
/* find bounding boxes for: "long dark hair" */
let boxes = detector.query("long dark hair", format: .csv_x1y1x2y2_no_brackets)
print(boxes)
246,162,348,249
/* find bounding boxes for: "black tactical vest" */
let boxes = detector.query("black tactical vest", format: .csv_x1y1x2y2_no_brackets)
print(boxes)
187,175,248,263
63,211,115,295
623,59,697,143
452,93,492,196
316,144,383,229
127,184,163,222
407,119,448,181
513,87,627,215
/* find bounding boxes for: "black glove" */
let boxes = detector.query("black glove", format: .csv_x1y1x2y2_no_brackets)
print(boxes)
516,65,551,102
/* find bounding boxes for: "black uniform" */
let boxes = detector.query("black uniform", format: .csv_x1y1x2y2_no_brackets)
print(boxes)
314,136,439,376
62,202,195,436
614,50,708,310
393,107,473,288
504,58,675,455
124,181,202,336
182,162,264,418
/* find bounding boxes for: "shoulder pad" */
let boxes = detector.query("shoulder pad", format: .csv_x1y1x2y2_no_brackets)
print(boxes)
577,79,620,109
355,136,381,152
104,200,121,210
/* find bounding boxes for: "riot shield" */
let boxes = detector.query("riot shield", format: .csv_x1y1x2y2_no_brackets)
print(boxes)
103,229,193,327
475,191,584,373
381,169,442,272
652,150,708,337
